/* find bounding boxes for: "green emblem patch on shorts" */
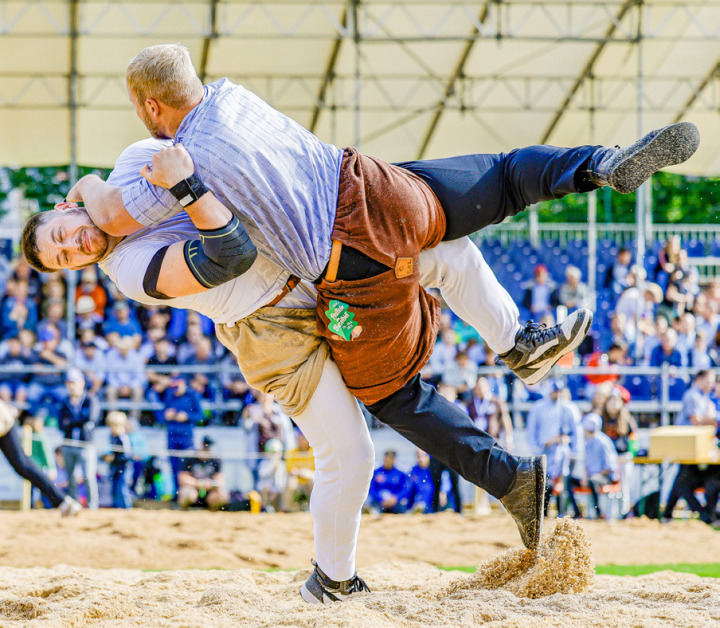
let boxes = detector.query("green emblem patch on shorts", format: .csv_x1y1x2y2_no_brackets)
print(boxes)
326,299,359,341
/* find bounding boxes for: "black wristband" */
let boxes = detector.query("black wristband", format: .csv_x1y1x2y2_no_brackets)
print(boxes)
169,173,209,207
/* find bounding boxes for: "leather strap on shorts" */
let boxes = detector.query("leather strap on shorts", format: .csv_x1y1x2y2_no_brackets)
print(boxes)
266,275,301,307
324,240,344,283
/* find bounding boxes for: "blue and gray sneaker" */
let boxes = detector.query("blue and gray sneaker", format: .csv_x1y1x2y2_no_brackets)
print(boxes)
300,560,371,604
499,308,593,385
587,121,700,194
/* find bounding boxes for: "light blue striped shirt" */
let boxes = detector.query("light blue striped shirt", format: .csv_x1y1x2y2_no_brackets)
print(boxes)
122,78,343,282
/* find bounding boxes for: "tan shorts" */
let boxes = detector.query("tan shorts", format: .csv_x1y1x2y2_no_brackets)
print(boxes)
215,307,329,416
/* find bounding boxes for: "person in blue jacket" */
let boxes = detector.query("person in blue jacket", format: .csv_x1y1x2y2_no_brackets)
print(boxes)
160,376,203,496
407,449,434,513
367,450,410,514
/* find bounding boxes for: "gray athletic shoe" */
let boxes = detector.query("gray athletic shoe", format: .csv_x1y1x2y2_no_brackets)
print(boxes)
587,121,700,194
499,308,593,386
300,560,371,604
499,455,546,551
59,495,82,517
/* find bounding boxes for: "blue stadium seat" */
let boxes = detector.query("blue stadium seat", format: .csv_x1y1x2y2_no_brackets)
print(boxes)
566,374,586,400
668,377,688,401
686,239,705,257
623,375,653,401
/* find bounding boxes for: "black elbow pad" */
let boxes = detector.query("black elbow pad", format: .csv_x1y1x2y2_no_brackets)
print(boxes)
184,216,257,289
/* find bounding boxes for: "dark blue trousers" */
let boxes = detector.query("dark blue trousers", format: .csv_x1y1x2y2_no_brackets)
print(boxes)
395,144,598,240
363,145,599,498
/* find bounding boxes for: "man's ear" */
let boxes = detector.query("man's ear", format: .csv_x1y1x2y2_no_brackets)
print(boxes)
55,201,79,212
145,97,161,119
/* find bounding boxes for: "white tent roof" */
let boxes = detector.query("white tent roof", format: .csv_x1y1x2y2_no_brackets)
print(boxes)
1,0,719,174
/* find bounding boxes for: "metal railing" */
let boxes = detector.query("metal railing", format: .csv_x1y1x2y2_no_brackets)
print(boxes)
0,362,703,427
472,220,720,246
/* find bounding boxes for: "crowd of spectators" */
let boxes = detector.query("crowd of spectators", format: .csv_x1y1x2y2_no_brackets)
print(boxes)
4,232,720,520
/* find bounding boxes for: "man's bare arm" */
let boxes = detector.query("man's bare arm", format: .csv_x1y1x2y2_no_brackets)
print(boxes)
66,175,145,237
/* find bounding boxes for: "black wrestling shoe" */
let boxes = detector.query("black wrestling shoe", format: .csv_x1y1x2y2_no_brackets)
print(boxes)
499,309,593,386
499,455,546,551
300,560,371,604
587,122,700,194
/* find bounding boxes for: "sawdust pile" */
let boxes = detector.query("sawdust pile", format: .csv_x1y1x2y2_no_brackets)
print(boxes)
457,518,595,598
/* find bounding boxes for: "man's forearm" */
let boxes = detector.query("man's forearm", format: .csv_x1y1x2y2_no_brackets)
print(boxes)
68,175,144,237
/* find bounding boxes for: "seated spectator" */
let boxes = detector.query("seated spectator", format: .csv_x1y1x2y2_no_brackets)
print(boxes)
183,336,220,401
105,336,146,421
104,300,142,350
40,275,66,316
609,247,633,296
676,370,716,426
12,257,41,301
256,438,287,512
441,351,478,396
57,367,99,509
102,411,133,509
146,336,179,423
161,377,203,494
38,300,67,340
693,292,719,342
1,279,37,338
580,413,619,518
675,312,697,365
690,329,712,369
615,272,662,336
607,312,635,355
26,324,70,418
137,305,171,336
283,432,315,511
663,268,694,318
559,265,590,312
74,338,106,397
75,268,107,318
220,353,254,425
176,323,206,364
649,328,683,368
177,435,230,511
74,295,104,339
407,449,434,513
585,342,627,389
368,450,410,514
655,235,683,276
522,263,559,320
466,376,513,451
601,386,638,454
0,337,30,405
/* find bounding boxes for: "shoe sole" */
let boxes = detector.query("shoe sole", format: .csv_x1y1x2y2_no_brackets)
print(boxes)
300,583,323,604
519,310,593,386
529,455,547,551
610,122,700,194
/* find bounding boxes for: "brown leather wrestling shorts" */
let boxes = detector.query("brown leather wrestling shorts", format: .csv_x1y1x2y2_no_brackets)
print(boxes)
315,148,446,405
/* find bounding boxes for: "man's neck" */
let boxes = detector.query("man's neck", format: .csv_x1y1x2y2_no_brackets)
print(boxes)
168,96,203,139
97,235,125,264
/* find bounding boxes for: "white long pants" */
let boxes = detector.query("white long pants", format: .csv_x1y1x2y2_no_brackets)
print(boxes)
292,359,375,581
419,237,522,355
292,238,520,581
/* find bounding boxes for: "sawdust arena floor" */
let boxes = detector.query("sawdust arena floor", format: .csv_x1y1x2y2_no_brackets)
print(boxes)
0,509,717,626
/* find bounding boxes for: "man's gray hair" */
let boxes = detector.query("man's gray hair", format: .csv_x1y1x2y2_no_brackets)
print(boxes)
127,43,203,109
